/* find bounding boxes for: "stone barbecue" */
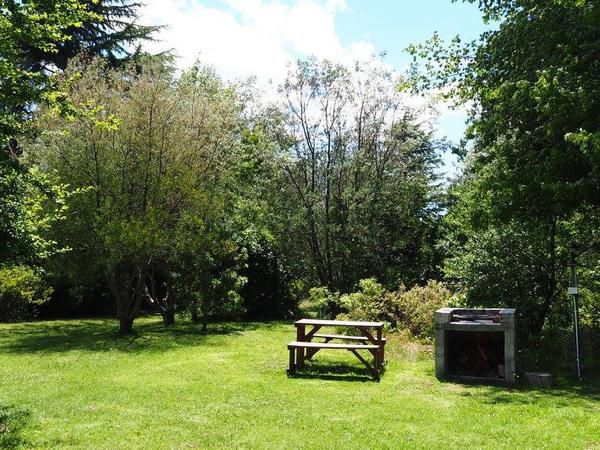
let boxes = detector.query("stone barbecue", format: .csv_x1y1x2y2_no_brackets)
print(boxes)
435,308,516,384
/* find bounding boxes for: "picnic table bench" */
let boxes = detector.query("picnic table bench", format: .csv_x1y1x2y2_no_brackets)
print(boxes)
287,319,386,380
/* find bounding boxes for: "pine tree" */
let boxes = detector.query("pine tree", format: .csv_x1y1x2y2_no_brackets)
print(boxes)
20,0,159,72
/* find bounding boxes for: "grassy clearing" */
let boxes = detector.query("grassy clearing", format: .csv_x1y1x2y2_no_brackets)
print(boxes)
0,318,599,449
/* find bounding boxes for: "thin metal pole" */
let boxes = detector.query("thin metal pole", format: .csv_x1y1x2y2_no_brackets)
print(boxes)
572,293,582,379
569,248,582,379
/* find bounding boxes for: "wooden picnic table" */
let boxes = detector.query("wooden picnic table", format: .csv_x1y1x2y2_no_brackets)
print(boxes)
287,318,386,380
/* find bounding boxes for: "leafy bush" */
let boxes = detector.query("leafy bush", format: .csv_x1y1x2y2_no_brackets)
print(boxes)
321,278,451,339
298,286,340,319
394,280,451,339
0,265,51,322
336,278,400,327
241,238,296,320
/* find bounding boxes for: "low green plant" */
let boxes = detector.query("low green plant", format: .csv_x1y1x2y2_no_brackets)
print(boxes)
298,286,340,319
0,404,30,448
394,280,452,339
0,265,51,322
336,278,401,329
330,278,451,339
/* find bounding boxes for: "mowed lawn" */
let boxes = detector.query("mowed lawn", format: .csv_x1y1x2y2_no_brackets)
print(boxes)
0,318,599,449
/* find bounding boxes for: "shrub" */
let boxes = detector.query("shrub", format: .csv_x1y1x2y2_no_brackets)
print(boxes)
394,280,451,339
0,265,51,322
336,278,401,328
302,278,451,339
240,239,296,320
327,278,451,339
299,286,340,319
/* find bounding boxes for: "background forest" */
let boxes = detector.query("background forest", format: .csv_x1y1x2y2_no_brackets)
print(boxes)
1,0,599,374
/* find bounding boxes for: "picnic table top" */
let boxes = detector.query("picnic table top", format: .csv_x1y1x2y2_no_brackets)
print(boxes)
294,318,384,328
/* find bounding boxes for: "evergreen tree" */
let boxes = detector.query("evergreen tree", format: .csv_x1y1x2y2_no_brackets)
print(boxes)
19,0,159,72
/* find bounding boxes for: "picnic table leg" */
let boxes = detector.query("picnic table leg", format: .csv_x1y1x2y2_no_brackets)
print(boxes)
376,327,383,375
288,346,296,375
296,324,306,368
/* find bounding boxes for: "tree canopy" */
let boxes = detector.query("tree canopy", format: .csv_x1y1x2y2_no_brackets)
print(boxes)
409,0,600,336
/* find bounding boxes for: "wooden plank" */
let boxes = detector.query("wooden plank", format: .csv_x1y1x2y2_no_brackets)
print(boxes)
313,333,386,342
359,328,377,344
305,325,323,340
295,318,384,328
287,347,295,375
305,346,323,359
376,326,383,373
296,323,305,368
349,349,375,373
288,341,379,350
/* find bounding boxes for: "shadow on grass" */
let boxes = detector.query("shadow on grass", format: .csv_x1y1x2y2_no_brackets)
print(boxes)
449,377,600,406
290,360,375,382
0,404,30,449
424,359,600,405
0,318,272,355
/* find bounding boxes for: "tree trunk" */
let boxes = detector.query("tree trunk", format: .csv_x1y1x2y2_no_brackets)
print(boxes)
163,308,175,325
191,308,199,323
119,317,134,335
201,317,208,333
108,262,146,336
143,273,175,326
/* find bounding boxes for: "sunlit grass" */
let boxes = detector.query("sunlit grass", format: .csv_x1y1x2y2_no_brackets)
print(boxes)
0,317,599,449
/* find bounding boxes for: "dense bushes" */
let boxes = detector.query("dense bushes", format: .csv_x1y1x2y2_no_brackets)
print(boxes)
0,265,51,322
336,279,399,327
299,287,341,320
392,280,452,339
301,278,451,339
240,239,296,320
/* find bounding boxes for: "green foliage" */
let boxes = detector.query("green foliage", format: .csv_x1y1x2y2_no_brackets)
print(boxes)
299,286,341,320
408,0,600,336
0,157,78,265
275,57,444,292
172,216,247,329
305,278,452,339
0,0,96,285
442,173,578,335
335,278,451,339
28,58,249,332
0,265,51,322
393,280,452,339
408,0,600,219
0,0,156,143
240,237,296,320
17,0,159,72
0,0,98,141
336,279,399,327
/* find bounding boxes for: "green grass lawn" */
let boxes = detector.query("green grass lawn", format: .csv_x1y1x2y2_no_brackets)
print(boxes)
0,317,599,449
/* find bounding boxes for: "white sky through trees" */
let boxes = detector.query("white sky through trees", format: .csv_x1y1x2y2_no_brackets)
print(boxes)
140,0,488,178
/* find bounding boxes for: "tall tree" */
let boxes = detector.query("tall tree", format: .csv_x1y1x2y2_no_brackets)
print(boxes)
0,0,97,142
19,0,159,72
1,0,155,274
1,0,97,272
28,59,246,333
275,58,443,292
408,0,600,335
